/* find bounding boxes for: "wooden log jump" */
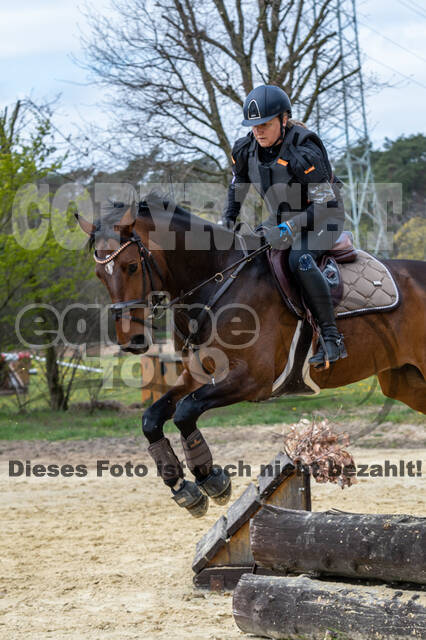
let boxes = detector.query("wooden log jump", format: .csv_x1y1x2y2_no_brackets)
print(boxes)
233,574,426,640
192,452,311,590
250,505,426,585
192,453,426,638
232,505,426,638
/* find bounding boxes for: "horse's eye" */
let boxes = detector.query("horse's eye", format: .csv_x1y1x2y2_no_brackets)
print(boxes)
128,263,138,274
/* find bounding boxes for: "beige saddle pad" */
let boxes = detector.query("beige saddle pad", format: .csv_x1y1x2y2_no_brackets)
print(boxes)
335,250,400,317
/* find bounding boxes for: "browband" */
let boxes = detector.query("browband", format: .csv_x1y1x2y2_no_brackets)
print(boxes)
93,239,136,265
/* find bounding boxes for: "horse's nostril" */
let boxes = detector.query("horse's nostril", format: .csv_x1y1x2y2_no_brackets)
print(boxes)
131,334,146,345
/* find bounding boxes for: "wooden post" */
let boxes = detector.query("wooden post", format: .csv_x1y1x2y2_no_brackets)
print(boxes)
141,349,183,404
233,574,426,640
250,505,426,585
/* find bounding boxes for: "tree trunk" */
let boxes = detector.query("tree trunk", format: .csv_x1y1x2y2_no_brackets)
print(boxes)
250,505,426,585
233,574,426,640
45,345,67,411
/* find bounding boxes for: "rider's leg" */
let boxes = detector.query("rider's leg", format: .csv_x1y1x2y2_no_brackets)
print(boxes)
288,246,347,368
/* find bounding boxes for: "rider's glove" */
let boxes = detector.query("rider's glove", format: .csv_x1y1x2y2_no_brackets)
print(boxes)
264,219,296,249
277,220,295,242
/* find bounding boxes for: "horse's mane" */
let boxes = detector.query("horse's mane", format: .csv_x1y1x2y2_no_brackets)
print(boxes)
138,190,219,229
88,190,223,249
88,200,131,249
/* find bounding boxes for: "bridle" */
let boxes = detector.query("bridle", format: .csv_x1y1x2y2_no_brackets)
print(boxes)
93,230,163,326
94,227,270,349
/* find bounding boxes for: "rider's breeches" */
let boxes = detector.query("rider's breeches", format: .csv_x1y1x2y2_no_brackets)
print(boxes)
288,246,323,274
288,215,343,273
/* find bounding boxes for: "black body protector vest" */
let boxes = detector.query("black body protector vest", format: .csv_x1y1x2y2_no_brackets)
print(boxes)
246,125,333,226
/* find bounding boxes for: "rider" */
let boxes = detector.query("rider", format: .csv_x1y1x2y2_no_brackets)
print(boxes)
222,84,347,368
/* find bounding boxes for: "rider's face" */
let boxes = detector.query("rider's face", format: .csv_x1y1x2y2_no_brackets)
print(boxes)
252,115,287,147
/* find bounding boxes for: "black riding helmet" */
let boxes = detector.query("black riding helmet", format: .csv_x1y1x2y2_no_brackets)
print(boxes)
242,85,292,126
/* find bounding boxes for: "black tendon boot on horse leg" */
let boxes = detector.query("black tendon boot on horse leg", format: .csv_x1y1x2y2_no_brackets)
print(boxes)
143,385,210,518
147,437,209,518
181,429,232,506
295,253,347,369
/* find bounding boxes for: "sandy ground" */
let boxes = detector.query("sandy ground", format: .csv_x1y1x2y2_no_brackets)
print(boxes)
0,424,425,640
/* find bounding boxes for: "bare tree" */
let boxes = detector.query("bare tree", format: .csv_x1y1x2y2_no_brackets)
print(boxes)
81,0,359,178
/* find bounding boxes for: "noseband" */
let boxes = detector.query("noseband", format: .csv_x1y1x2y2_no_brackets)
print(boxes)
93,231,163,326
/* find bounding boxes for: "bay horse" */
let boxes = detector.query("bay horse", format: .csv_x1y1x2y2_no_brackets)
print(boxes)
76,194,426,517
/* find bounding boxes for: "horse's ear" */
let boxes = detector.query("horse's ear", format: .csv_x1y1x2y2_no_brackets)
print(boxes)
113,204,136,236
75,213,95,235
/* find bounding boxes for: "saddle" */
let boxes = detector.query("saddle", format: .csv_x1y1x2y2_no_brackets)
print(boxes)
268,232,400,318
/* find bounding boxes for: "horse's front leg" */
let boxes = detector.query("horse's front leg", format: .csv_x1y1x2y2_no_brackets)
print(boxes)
172,360,259,513
142,370,209,518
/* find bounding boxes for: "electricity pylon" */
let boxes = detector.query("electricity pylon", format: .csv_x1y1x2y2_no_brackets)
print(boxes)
312,0,391,254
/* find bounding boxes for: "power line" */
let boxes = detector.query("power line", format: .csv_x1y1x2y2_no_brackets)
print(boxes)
358,18,426,65
398,0,426,20
401,0,426,17
364,53,426,89
407,0,426,10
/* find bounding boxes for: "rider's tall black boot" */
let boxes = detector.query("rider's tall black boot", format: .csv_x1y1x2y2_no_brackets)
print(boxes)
294,253,347,369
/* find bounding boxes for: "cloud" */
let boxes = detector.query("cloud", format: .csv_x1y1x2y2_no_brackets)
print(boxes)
0,1,114,58
0,7,81,58
1,0,425,154
356,5,426,145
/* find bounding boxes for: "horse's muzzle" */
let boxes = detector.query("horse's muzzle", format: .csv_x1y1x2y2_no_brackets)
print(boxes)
120,333,150,354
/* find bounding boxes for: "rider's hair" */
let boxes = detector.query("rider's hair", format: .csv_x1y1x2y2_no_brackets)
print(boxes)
287,118,307,129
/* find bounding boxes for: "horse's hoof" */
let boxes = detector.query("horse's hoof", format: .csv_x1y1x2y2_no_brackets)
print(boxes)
197,467,232,506
171,480,209,518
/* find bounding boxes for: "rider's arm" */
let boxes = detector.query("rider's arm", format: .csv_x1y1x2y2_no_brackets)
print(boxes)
288,138,345,233
222,135,252,228
222,171,250,227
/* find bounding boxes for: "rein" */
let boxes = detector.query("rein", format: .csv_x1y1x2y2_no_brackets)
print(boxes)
164,243,268,310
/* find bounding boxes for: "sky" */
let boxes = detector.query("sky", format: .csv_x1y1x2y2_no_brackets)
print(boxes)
1,0,425,167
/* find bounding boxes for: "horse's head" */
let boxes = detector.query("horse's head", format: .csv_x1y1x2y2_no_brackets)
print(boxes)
76,201,164,354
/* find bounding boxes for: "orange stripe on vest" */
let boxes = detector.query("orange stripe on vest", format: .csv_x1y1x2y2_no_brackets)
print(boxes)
277,158,288,166
304,165,315,174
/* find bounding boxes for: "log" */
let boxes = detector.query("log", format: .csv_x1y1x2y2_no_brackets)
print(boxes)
250,506,426,584
233,574,426,640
